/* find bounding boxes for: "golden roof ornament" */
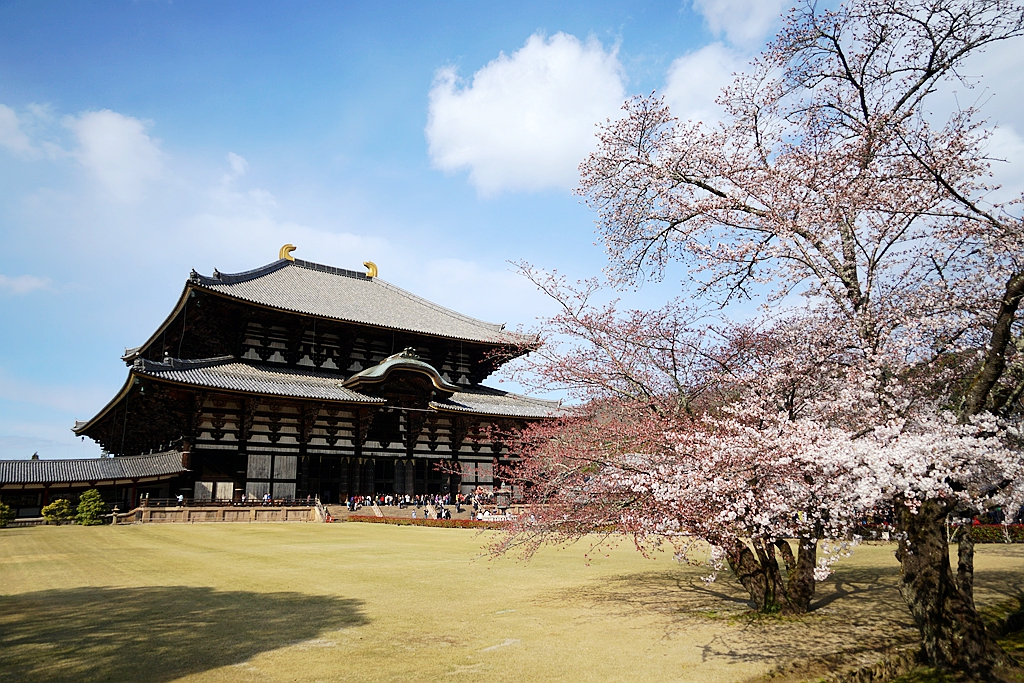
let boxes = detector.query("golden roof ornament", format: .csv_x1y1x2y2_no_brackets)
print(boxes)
363,261,378,278
279,244,296,261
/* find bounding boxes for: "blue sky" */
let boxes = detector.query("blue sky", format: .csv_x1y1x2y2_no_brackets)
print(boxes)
1,0,1022,459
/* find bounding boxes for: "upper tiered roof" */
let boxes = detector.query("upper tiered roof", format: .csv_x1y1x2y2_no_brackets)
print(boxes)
189,258,524,344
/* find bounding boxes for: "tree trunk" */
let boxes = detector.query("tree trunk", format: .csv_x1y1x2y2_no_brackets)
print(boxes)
895,500,1010,678
783,535,817,612
956,530,975,612
726,536,816,615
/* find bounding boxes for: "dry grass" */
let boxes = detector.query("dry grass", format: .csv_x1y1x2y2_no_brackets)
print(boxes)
1,524,1022,683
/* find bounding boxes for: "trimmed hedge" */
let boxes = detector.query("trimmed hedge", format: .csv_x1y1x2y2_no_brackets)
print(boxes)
351,517,1024,540
347,515,508,530
859,523,1024,543
966,524,1024,543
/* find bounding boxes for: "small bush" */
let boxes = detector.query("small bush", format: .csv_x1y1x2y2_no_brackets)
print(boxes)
75,489,107,526
41,499,74,524
0,501,13,528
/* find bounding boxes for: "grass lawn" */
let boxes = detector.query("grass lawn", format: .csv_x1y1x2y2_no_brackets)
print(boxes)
1,523,1022,683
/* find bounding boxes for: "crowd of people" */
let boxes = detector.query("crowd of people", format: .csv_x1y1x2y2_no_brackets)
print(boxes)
342,490,503,520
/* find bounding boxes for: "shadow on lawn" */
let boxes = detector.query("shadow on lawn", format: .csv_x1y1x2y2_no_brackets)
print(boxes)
552,564,918,666
553,560,1024,677
0,586,367,683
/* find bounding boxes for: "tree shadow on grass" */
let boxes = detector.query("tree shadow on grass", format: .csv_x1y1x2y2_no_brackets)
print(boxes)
0,586,367,683
548,564,916,666
549,559,1024,680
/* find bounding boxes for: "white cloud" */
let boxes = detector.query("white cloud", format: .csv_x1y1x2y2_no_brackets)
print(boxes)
426,32,626,195
0,274,50,295
951,38,1024,134
662,3,789,125
65,109,163,202
182,212,388,274
211,152,278,211
416,257,555,327
0,104,34,156
663,42,747,124
982,125,1024,204
0,433,99,460
226,151,248,178
692,0,790,48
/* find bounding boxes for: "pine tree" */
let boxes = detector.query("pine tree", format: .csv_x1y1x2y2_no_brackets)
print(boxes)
75,489,107,526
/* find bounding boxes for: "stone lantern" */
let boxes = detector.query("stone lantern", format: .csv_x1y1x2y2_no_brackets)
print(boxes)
495,484,512,513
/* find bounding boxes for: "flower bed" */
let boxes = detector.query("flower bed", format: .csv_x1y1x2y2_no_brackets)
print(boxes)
346,515,508,530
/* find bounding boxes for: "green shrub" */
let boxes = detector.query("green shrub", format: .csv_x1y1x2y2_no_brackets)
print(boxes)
41,499,74,524
0,501,13,528
75,489,107,526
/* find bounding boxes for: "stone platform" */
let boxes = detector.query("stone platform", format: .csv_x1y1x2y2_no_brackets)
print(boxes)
131,505,317,523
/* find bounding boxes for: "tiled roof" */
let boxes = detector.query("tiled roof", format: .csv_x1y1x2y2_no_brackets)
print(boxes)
433,386,565,419
0,451,187,485
137,357,559,418
134,357,385,404
190,258,527,344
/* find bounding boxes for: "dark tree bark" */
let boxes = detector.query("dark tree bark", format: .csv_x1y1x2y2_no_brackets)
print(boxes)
896,268,1024,677
957,530,975,612
962,272,1024,416
726,536,817,615
783,536,818,612
895,500,1009,679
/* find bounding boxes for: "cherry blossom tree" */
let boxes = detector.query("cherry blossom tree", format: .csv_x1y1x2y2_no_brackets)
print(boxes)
504,0,1024,677
498,271,854,614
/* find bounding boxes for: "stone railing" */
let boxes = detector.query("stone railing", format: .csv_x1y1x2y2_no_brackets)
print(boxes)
132,505,317,524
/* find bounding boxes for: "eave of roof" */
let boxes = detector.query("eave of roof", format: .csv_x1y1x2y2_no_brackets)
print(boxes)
431,386,565,419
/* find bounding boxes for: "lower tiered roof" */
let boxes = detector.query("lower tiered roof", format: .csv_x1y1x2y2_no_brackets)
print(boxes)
133,357,384,404
75,355,563,436
130,356,561,418
0,451,187,486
